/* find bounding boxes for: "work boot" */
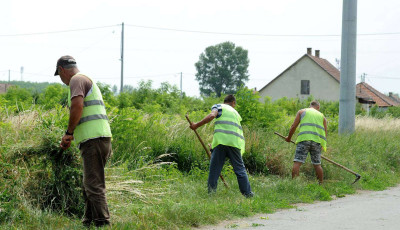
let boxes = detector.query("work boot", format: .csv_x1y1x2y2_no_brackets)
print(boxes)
94,220,110,228
244,192,254,198
82,220,92,228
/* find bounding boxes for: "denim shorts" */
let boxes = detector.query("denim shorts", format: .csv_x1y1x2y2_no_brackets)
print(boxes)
294,141,322,165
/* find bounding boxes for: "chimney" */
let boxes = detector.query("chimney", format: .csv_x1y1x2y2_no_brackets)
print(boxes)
315,50,320,58
389,92,393,97
307,47,312,55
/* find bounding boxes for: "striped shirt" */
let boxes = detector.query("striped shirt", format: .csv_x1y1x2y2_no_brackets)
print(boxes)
211,104,223,118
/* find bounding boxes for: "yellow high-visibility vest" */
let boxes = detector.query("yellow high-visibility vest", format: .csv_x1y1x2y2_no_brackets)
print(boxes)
296,108,327,151
68,73,112,144
212,104,245,154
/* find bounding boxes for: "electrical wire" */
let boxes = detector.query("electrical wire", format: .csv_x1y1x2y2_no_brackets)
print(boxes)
126,24,400,37
0,25,119,37
365,74,400,80
1,23,400,37
96,73,180,80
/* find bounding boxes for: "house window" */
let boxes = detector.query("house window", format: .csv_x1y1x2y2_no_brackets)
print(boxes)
301,80,310,95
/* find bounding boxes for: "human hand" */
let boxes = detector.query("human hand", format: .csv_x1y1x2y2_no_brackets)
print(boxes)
189,122,198,130
60,134,74,150
285,136,291,143
208,143,213,152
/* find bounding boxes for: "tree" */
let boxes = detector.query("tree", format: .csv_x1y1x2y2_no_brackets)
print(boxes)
195,41,249,97
37,84,68,109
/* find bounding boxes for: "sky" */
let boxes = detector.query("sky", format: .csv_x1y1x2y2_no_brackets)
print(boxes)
0,0,399,97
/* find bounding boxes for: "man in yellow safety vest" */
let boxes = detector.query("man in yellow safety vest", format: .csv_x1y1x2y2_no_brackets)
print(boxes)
55,55,112,227
190,95,253,197
285,100,327,184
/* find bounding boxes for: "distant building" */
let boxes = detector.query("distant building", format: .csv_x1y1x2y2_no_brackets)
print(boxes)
258,48,340,102
356,82,400,112
389,92,400,104
0,83,11,94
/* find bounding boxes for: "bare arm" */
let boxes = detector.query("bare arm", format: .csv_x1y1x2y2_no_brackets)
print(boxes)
67,96,84,133
323,117,328,138
60,96,84,150
285,110,302,142
189,110,218,130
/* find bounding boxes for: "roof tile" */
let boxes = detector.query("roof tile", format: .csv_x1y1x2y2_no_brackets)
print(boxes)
308,55,340,82
356,82,400,107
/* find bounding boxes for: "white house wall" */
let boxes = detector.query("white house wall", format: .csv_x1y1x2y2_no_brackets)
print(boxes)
259,57,340,102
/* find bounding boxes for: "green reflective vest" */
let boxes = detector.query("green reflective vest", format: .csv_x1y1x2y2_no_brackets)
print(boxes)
295,108,327,151
68,73,112,145
211,104,245,155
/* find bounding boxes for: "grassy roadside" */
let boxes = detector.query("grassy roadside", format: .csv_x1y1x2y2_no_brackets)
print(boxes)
1,114,400,229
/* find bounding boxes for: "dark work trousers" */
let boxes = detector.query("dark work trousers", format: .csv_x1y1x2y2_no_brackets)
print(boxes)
80,137,112,227
208,144,253,197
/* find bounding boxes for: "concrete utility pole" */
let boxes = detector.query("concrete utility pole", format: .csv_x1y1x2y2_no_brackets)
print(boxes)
180,72,183,97
20,66,24,81
339,0,357,134
120,22,124,93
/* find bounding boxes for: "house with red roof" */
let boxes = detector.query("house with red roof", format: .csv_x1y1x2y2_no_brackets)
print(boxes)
389,92,400,104
356,82,399,112
259,48,340,102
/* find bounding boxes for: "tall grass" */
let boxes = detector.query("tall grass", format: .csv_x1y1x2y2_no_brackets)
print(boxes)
0,107,84,225
356,116,400,131
2,96,400,228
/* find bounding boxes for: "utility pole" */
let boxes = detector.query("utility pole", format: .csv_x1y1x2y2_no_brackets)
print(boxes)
361,73,366,83
339,0,357,134
180,72,183,97
8,70,10,83
20,66,24,81
120,22,124,93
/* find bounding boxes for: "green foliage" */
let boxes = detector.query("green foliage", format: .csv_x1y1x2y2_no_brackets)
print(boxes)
1,107,83,222
110,109,210,172
97,82,118,107
195,41,249,97
0,80,60,94
37,84,68,110
3,79,400,229
387,106,400,118
0,161,23,224
370,105,400,118
1,86,33,110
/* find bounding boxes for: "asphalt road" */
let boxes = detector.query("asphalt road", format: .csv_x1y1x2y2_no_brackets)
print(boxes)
199,185,400,230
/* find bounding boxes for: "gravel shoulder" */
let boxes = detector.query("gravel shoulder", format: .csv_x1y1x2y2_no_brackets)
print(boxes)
198,185,400,230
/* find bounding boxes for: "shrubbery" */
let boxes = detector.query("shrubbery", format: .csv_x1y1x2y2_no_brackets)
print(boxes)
1,81,400,226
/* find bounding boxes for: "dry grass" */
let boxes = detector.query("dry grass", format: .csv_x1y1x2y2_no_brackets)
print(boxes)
106,155,175,205
355,116,400,131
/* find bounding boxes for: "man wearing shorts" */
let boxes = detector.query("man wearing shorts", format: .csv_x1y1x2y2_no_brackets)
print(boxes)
285,100,327,184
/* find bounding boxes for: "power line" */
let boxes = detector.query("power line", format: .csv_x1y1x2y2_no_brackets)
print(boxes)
365,74,400,80
0,25,119,37
126,24,400,37
96,73,180,80
2,23,399,38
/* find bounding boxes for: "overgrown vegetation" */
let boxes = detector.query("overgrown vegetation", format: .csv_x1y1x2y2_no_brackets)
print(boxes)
1,82,400,229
